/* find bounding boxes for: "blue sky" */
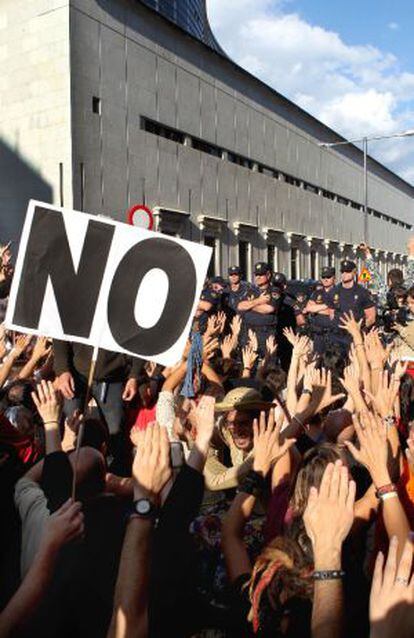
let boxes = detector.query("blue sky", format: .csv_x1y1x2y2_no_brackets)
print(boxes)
207,0,414,184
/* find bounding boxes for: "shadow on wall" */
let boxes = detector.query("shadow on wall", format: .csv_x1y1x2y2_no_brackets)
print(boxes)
0,138,53,248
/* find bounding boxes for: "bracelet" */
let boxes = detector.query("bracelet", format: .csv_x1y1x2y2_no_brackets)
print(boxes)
312,570,345,581
379,492,398,501
243,367,252,371
354,343,364,348
239,469,266,497
375,483,397,499
302,388,312,396
43,420,59,425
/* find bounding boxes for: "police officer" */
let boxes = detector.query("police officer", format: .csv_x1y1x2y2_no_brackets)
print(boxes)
326,259,376,351
226,266,252,315
304,266,336,353
193,284,221,333
272,272,305,370
237,262,281,358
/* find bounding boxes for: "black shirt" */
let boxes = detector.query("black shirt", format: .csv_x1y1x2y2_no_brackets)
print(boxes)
326,282,375,325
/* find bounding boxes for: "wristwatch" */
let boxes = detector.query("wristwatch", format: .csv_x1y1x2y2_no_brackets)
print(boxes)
128,498,159,521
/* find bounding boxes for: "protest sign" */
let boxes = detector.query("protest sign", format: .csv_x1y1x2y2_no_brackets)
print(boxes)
5,201,212,366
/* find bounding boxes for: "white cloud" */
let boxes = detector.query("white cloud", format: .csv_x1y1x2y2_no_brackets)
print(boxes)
207,0,414,184
388,22,399,30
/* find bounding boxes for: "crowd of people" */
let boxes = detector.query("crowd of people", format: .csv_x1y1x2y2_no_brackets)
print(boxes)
1,236,414,637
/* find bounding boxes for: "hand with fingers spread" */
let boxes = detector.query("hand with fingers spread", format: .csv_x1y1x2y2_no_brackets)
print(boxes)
31,380,62,426
364,370,400,419
202,336,219,361
253,409,296,477
205,314,220,339
221,334,235,360
339,311,363,340
364,329,389,370
247,329,258,353
216,311,227,334
230,314,242,340
132,422,172,501
41,498,85,553
370,536,414,638
304,460,355,567
392,360,409,382
292,335,312,360
344,412,390,488
283,326,297,346
265,335,277,357
242,345,258,373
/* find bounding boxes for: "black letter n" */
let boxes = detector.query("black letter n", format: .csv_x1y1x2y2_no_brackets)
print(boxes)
13,206,114,337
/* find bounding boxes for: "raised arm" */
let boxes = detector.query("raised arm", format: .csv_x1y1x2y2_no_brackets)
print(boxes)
304,461,356,638
108,423,172,638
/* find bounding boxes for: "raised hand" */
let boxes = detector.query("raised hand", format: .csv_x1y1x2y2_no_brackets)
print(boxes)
370,536,414,638
253,409,296,477
202,336,219,361
221,334,235,360
304,460,355,562
12,334,32,359
62,409,83,452
265,335,277,357
31,380,62,426
230,314,242,339
242,344,258,372
344,412,389,488
283,326,297,346
339,311,363,339
31,336,52,362
216,311,226,334
132,422,172,501
364,371,400,418
247,329,258,353
40,499,84,553
193,394,215,447
364,329,389,370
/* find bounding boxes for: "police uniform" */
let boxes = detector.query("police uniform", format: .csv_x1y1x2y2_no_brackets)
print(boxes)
326,260,375,351
308,267,335,353
196,286,221,333
226,266,253,315
240,262,281,358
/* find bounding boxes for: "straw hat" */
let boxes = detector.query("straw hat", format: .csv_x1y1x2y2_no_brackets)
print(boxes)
214,387,274,413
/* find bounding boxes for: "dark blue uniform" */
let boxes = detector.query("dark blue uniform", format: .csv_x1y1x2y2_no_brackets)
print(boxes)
326,282,375,351
227,281,253,314
196,287,221,333
239,283,281,358
308,285,333,353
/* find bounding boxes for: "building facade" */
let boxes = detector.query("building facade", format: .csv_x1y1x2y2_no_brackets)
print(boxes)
1,0,413,281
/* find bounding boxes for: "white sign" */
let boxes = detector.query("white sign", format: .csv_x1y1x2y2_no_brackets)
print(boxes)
5,201,212,366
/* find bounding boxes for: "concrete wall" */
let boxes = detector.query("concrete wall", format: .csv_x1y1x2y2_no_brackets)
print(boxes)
0,0,73,246
68,0,412,280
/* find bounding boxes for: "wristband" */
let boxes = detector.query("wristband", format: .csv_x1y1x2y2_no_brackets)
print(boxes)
354,343,364,348
302,389,312,396
239,470,266,497
243,367,252,371
375,483,397,499
379,492,398,501
312,570,345,581
43,420,59,425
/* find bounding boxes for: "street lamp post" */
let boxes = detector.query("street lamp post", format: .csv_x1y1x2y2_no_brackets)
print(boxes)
319,129,414,244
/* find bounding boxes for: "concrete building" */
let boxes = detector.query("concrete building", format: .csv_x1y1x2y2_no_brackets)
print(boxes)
1,0,413,280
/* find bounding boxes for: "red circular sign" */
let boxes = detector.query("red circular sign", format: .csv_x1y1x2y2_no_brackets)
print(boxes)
127,204,154,230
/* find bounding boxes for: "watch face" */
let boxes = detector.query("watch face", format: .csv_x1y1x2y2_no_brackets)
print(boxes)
135,499,152,515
